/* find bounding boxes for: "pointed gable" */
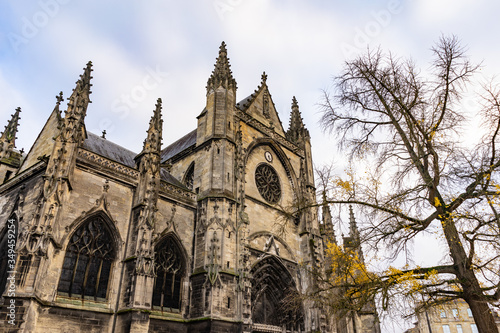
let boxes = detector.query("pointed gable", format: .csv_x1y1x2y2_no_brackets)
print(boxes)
18,93,63,173
236,72,285,137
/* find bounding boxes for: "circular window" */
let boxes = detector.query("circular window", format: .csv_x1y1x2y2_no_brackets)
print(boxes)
255,164,281,204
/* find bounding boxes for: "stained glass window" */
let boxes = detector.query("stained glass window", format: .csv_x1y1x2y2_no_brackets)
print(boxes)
57,216,115,301
152,236,185,311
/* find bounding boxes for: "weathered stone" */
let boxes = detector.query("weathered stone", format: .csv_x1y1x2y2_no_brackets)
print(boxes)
0,42,381,333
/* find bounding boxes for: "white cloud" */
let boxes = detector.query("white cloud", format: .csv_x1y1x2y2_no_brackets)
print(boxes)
1,2,500,331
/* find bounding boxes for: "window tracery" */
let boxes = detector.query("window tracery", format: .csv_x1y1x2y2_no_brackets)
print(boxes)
255,164,281,204
152,236,185,311
57,216,115,301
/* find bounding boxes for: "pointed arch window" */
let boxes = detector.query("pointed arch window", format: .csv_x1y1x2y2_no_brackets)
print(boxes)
0,215,18,296
152,236,185,312
184,163,194,191
57,215,115,301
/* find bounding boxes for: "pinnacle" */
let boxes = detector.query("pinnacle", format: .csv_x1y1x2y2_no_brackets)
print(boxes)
286,96,310,144
141,98,163,154
0,107,21,145
289,96,304,129
58,62,94,143
348,205,359,240
207,42,237,91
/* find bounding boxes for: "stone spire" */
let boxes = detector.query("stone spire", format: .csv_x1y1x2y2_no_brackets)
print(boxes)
206,41,237,92
286,96,310,144
343,205,364,264
321,191,337,244
59,61,93,144
141,98,163,155
132,98,163,280
348,205,360,244
0,107,21,158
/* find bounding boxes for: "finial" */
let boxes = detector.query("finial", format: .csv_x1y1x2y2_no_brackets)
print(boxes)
292,96,298,109
101,130,106,139
56,91,64,105
219,41,227,56
261,71,267,84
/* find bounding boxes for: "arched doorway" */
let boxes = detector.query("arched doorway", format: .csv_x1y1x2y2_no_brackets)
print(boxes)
251,255,304,332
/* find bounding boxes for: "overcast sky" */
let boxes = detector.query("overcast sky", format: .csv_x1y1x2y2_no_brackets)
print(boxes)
1,1,499,331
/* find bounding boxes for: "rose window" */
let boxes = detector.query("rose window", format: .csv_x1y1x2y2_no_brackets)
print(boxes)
255,164,281,204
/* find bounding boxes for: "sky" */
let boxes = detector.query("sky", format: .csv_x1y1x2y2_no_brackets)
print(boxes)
1,1,500,331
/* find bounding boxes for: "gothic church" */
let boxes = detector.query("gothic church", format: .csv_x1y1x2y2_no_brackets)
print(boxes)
0,43,379,332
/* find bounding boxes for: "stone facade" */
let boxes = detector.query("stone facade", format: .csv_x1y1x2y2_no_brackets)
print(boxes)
0,43,379,332
408,299,500,333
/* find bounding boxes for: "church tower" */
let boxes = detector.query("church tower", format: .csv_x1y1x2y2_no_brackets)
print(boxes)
187,41,242,331
0,44,341,333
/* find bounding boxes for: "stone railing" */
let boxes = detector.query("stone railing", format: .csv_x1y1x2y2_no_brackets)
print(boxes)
251,323,284,332
159,181,196,201
77,149,140,178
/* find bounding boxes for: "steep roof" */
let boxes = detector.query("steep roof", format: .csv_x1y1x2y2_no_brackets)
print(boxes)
160,167,186,188
160,129,197,163
82,132,137,167
82,132,187,189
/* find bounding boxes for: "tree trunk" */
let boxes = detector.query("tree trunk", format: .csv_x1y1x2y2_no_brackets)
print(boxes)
466,297,498,333
441,217,498,332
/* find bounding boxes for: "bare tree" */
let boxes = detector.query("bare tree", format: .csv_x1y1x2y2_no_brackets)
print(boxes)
318,35,500,332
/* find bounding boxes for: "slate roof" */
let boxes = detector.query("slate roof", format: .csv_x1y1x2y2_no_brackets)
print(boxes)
82,132,137,168
160,129,197,163
236,94,254,111
159,168,186,188
82,132,188,189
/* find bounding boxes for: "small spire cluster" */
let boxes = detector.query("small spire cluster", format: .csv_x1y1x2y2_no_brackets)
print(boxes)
286,96,310,144
207,42,237,91
59,62,93,143
0,107,21,147
141,98,163,154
